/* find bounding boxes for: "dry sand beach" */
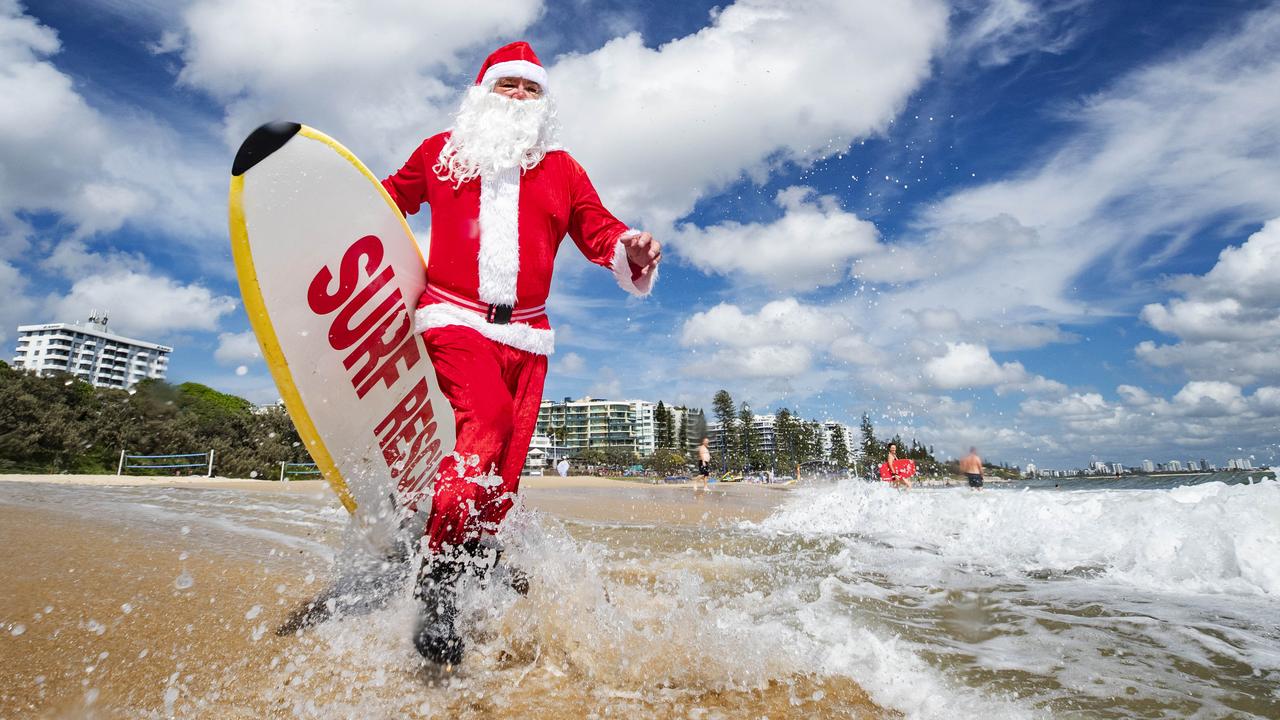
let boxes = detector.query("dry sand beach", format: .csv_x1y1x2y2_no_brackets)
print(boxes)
0,474,885,719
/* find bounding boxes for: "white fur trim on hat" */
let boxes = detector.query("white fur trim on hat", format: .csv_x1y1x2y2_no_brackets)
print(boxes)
415,304,556,356
611,230,657,297
479,60,549,90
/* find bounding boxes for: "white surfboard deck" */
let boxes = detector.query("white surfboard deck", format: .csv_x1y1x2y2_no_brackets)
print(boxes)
228,122,454,544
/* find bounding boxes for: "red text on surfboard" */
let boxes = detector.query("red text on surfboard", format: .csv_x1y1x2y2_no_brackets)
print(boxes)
307,234,420,399
306,233,442,496
374,377,443,489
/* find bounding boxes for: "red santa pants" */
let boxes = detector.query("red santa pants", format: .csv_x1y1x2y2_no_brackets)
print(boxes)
418,325,547,554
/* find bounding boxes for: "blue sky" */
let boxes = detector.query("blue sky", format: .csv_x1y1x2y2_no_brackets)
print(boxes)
3,0,1278,470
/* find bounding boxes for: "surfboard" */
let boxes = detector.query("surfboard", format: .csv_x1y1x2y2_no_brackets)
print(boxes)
228,121,454,542
879,458,917,481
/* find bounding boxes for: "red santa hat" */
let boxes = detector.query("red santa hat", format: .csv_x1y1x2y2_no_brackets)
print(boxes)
475,41,549,91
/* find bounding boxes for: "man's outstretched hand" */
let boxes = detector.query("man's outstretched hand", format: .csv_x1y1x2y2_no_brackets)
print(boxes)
623,232,661,281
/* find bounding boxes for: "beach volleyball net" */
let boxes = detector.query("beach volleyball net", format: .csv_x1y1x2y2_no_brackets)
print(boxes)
117,450,214,477
279,461,320,481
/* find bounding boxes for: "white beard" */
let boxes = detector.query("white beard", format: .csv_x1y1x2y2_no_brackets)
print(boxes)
434,86,559,186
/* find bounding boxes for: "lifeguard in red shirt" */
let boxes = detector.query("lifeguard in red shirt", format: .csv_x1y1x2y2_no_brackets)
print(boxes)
381,41,661,665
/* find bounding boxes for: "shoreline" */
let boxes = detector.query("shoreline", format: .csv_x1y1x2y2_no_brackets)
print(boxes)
0,473,876,718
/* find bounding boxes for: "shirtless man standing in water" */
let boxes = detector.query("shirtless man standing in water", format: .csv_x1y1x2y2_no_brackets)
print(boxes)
959,447,984,490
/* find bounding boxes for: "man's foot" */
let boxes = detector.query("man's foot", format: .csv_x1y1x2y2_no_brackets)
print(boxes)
413,557,464,666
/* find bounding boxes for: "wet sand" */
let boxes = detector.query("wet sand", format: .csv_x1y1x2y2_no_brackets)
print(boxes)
0,475,886,718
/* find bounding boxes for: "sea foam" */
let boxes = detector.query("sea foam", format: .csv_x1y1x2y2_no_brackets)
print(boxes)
756,479,1280,596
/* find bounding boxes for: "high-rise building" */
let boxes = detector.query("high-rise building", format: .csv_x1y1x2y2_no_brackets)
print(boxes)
536,397,655,457
1141,459,1155,473
1167,460,1183,471
820,420,860,463
708,413,778,456
11,312,171,390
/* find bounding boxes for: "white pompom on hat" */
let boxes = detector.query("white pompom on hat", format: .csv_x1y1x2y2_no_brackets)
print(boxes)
475,41,549,91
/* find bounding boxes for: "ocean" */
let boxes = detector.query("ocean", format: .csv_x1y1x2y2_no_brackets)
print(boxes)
1,472,1276,718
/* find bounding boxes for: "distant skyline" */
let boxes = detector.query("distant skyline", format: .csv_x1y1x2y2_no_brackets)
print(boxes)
2,1,1278,470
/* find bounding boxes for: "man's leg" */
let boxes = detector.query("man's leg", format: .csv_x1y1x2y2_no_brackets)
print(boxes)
420,326,514,554
478,346,548,531
412,326,513,665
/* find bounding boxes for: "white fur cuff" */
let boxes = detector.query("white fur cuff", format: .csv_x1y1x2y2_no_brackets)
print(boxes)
611,230,657,297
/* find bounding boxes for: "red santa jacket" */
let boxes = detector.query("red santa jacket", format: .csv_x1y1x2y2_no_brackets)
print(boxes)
382,132,654,355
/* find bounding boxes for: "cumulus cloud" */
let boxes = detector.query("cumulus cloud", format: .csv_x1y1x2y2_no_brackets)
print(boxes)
49,271,238,337
679,297,850,349
213,331,262,365
169,0,544,163
1016,380,1279,466
552,0,949,229
1137,219,1280,384
0,5,114,242
863,7,1280,348
921,341,1063,395
672,187,881,291
688,345,814,380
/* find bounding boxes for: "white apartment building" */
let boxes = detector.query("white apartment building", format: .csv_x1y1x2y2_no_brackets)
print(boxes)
536,397,656,457
11,313,171,390
1141,459,1155,472
820,420,861,463
1167,460,1183,471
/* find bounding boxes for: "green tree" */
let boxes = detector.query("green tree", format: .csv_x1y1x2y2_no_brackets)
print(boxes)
737,402,756,472
712,390,737,470
829,424,850,468
654,401,670,450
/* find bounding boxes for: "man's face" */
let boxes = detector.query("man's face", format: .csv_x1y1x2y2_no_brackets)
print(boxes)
493,76,543,100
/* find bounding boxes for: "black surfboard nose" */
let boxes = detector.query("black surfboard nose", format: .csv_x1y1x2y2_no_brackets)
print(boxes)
232,121,302,176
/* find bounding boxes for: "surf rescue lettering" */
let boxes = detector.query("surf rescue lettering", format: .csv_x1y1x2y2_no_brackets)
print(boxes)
306,234,442,483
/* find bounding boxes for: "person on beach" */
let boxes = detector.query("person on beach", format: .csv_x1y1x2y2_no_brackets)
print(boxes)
697,437,712,490
381,41,662,665
959,447,984,490
885,442,911,489
556,457,570,478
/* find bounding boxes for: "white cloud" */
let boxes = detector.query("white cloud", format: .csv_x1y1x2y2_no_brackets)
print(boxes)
950,0,1089,68
1171,381,1247,417
0,6,114,240
213,330,262,365
555,351,587,375
861,7,1280,349
551,0,949,229
922,341,1062,394
0,260,39,343
170,0,544,163
679,297,849,349
49,271,238,337
1137,219,1280,384
672,187,881,291
688,345,813,379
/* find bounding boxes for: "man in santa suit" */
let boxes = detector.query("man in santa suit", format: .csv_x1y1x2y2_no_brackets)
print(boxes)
381,41,661,664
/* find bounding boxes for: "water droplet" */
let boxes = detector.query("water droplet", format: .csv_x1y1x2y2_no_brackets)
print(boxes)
174,572,194,590
244,605,262,620
10,624,26,636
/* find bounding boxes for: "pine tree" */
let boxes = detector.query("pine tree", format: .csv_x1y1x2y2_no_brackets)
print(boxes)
655,401,670,450
738,402,755,472
860,413,879,462
829,424,850,468
712,390,737,469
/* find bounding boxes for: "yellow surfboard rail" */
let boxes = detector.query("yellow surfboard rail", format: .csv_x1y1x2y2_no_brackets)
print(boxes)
227,124,428,514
